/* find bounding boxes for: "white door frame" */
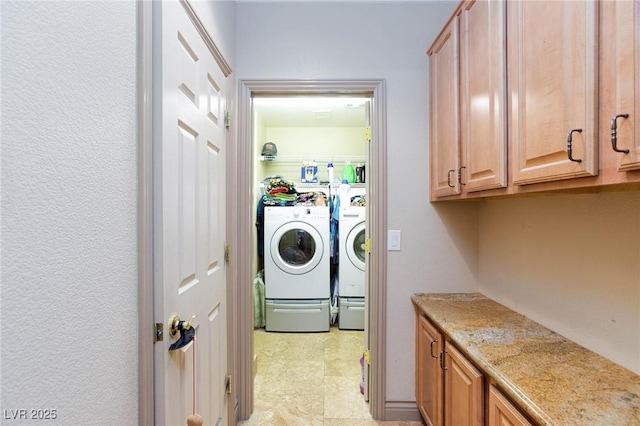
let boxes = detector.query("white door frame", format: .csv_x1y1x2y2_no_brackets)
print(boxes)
234,79,388,421
137,1,234,424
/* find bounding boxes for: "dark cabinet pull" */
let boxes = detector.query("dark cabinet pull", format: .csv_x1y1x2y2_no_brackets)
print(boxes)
439,351,448,371
567,128,583,163
430,340,438,359
458,166,466,186
447,169,455,188
611,114,630,154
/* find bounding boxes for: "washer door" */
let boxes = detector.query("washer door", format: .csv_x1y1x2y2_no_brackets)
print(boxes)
346,221,366,271
270,221,324,275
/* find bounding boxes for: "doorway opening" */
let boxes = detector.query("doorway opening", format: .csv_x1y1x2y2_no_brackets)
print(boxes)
234,79,388,421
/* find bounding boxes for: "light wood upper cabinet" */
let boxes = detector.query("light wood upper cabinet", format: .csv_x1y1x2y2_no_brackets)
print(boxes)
415,312,444,426
508,1,599,185
428,0,506,200
459,0,507,192
444,343,484,426
428,0,640,200
601,0,640,173
429,16,460,198
488,385,532,426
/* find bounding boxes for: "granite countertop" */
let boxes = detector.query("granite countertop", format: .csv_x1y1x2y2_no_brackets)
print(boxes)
411,293,640,425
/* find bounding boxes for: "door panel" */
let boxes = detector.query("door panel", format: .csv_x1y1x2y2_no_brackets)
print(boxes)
460,0,507,192
415,314,443,426
444,343,483,426
429,17,460,197
614,0,640,171
154,1,228,425
509,1,598,184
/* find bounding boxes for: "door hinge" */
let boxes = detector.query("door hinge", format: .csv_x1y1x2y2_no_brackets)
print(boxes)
224,244,231,262
225,110,231,129
154,322,164,343
225,374,232,394
365,238,371,253
363,349,371,365
364,127,371,141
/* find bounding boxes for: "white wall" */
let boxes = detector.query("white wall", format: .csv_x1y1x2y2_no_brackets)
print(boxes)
1,1,138,423
236,0,477,411
479,192,640,374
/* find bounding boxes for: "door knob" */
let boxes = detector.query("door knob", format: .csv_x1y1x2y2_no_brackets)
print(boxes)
168,313,197,337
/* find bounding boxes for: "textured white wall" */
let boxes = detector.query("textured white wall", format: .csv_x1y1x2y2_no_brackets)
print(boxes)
236,0,477,408
1,1,138,423
479,192,640,374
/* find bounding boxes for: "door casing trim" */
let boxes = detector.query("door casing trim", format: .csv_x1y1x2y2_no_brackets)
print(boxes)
234,79,388,421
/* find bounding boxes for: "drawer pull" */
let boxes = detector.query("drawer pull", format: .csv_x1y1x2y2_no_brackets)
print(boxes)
439,351,448,371
430,340,438,359
611,114,630,154
447,169,455,188
566,128,583,163
458,166,466,186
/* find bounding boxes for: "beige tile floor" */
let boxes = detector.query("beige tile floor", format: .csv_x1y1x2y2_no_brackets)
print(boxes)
238,327,425,426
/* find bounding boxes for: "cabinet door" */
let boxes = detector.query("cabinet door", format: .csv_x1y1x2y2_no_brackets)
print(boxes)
444,343,483,426
416,313,443,426
459,0,507,192
609,0,640,172
488,385,532,426
508,1,598,185
429,16,460,198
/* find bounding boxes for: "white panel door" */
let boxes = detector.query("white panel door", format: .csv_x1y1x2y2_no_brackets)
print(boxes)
154,1,228,425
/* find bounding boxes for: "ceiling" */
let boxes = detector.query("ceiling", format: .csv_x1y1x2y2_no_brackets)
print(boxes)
253,96,369,128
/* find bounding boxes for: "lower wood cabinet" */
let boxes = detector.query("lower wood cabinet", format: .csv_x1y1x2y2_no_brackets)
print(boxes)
415,311,531,426
416,312,443,426
415,310,483,426
445,343,483,426
488,385,532,426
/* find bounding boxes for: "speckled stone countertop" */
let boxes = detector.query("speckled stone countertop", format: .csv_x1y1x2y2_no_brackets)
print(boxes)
411,293,640,425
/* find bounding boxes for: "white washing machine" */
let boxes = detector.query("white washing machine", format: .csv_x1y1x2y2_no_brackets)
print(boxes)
264,206,330,332
339,206,366,330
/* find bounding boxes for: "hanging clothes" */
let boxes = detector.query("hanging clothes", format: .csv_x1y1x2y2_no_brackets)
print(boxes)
329,194,340,265
256,194,265,258
253,270,266,328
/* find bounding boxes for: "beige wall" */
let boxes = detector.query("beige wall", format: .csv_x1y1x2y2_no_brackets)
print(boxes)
479,191,640,374
236,0,473,409
258,127,366,184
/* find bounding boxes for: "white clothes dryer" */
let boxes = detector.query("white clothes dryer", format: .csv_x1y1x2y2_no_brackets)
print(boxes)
264,206,330,332
338,206,366,330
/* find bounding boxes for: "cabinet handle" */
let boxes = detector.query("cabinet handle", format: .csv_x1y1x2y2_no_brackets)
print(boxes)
447,169,455,188
458,166,466,186
430,340,438,358
439,351,448,371
611,114,630,154
566,128,583,163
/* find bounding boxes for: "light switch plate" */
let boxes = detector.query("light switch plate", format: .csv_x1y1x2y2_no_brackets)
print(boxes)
388,230,401,251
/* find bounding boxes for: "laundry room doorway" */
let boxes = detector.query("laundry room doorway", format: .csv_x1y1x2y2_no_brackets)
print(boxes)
234,79,388,421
